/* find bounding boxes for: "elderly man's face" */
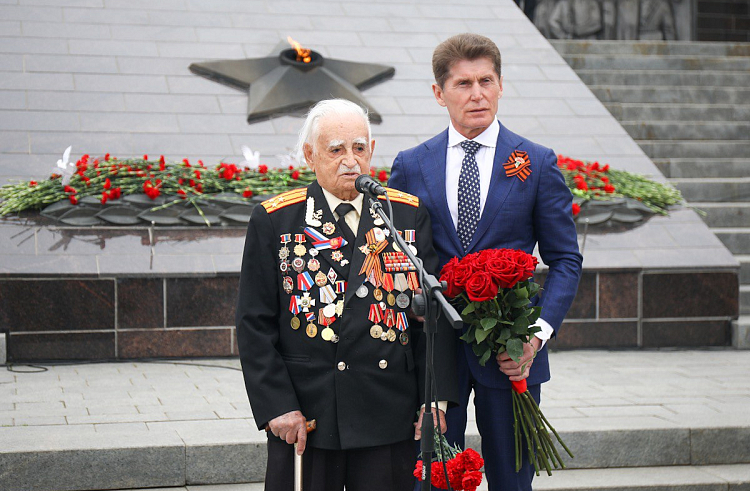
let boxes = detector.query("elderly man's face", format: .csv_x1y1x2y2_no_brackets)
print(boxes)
303,113,374,201
433,57,503,140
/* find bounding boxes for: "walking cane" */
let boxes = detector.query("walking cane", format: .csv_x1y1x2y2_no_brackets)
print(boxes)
267,419,317,491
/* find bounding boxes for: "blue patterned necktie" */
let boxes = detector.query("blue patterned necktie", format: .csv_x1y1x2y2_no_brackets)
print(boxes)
457,140,481,251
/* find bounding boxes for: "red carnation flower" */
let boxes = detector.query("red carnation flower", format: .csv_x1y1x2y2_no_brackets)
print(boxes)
604,184,615,193
159,155,166,171
291,170,300,180
69,195,78,205
29,180,37,187
572,203,581,216
258,164,268,174
378,170,388,182
103,178,111,190
243,188,253,198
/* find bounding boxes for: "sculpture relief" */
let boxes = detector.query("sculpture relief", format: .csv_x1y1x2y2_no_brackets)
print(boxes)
534,0,692,40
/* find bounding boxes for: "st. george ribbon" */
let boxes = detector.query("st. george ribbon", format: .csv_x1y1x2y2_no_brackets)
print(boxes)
354,174,462,491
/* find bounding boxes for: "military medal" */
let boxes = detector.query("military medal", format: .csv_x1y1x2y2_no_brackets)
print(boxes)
292,257,306,273
319,284,336,304
384,308,396,339
322,222,335,235
373,288,384,302
355,284,369,298
399,332,408,345
308,258,321,272
407,271,420,291
394,273,410,308
315,271,328,287
386,328,397,342
293,234,307,257
370,325,383,339
383,252,414,272
369,206,384,226
335,280,346,296
321,327,334,341
404,229,417,254
332,250,344,263
306,323,317,338
279,260,290,275
323,303,336,318
327,268,338,283
309,248,319,257
396,311,409,333
305,196,323,227
335,299,344,316
279,234,291,261
299,292,315,312
283,276,294,294
297,272,314,291
304,227,347,251
291,317,301,330
382,273,396,306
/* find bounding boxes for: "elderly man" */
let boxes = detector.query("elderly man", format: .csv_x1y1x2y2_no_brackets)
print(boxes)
389,34,583,491
236,99,457,491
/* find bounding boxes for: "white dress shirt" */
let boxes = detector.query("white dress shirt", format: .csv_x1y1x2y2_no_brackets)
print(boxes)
445,120,554,347
321,188,363,237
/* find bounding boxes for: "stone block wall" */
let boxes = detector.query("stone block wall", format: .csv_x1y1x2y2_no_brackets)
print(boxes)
696,0,750,41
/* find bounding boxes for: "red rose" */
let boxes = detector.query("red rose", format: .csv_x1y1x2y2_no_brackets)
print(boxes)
452,261,474,291
440,257,463,298
511,379,527,394
572,203,580,216
462,470,483,491
512,250,538,281
465,271,499,302
486,256,523,289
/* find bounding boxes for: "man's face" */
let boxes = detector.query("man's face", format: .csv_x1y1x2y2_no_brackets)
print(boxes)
433,57,503,140
303,113,374,201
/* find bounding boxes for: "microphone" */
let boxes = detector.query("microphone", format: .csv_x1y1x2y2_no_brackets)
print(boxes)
355,174,387,197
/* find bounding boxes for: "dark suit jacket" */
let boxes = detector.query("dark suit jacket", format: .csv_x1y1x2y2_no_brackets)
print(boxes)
389,122,583,389
236,180,458,450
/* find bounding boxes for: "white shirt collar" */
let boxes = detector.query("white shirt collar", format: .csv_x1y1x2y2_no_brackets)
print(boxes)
447,119,499,149
320,186,363,218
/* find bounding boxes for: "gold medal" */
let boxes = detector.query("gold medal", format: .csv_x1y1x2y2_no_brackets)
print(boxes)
306,323,317,338
294,244,307,257
315,271,327,287
290,317,301,330
387,293,396,306
335,300,344,316
321,327,334,341
370,324,383,339
386,328,397,342
373,288,383,302
380,331,389,342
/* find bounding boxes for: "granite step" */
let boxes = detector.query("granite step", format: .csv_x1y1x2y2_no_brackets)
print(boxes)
636,140,750,159
742,286,750,315
3,419,750,491
563,54,750,71
711,227,750,255
653,158,750,179
738,255,750,285
579,69,750,87
692,203,750,228
733,315,750,348
605,103,750,122
550,40,750,57
621,121,750,141
590,85,750,104
671,178,750,203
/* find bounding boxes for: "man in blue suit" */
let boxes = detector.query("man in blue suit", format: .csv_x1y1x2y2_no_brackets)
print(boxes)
389,33,582,491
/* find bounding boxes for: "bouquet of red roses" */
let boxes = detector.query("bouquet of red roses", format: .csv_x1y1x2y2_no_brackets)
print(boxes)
414,431,484,491
440,248,573,475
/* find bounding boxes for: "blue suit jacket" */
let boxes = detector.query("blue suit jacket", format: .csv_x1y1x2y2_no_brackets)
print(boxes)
389,122,583,389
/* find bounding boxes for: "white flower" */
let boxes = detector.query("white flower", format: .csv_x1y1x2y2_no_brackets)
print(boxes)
240,145,260,168
55,146,75,185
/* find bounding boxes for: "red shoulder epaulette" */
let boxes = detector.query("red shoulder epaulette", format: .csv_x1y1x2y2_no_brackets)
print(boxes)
379,187,419,208
261,187,307,213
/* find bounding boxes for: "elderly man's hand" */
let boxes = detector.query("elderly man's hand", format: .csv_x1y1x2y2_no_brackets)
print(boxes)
496,337,541,382
267,410,308,455
414,406,447,440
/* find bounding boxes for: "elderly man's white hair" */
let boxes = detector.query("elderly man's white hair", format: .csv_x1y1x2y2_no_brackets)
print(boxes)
295,99,372,165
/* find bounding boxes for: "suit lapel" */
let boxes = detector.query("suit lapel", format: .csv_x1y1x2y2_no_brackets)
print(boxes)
466,122,522,253
343,196,377,306
305,182,350,280
417,130,464,255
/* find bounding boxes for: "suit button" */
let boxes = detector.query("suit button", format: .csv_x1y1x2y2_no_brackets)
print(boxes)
378,359,388,370
337,361,347,371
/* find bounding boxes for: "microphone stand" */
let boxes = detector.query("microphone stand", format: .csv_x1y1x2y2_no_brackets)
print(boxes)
364,193,463,491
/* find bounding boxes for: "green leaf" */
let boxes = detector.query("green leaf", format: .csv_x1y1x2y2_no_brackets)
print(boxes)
460,326,477,344
499,328,511,341
506,338,523,363
472,342,486,357
480,317,498,331
516,286,529,299
512,297,530,308
462,303,476,315
477,348,493,367
513,316,530,333
475,328,491,343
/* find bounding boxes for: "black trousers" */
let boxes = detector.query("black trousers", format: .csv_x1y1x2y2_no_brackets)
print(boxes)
265,438,415,491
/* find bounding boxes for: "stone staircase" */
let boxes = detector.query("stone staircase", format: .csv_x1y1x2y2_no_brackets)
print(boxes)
551,40,750,344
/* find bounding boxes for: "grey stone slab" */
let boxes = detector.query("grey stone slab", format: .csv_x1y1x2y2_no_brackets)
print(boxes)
692,427,750,465
0,20,21,36
24,53,119,74
0,90,26,110
0,110,79,131
80,112,180,133
20,20,110,39
0,37,68,55
187,442,266,484
117,56,199,76
27,90,125,111
167,75,240,95
194,27,277,44
110,25,197,42
326,45,413,64
701,465,750,490
0,54,23,71
124,94,221,114
0,254,100,276
106,0,186,10
96,253,217,276
63,6,149,24
69,39,158,57
0,5,62,22
28,130,134,154
176,114,274,134
158,42,245,59
152,10,232,28
0,72,74,91
74,73,169,93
